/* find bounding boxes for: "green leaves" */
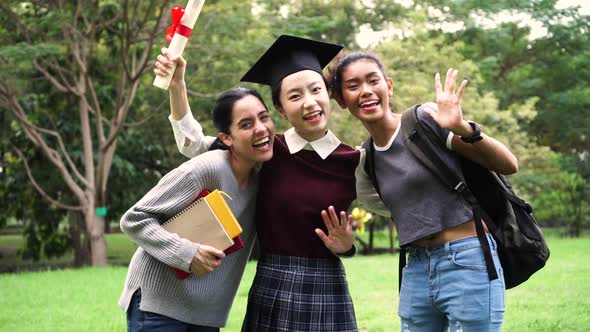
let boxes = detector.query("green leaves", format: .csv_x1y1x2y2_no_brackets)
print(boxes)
0,42,63,59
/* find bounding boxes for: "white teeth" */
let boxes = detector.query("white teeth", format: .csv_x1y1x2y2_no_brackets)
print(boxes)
253,137,269,146
303,111,321,119
361,101,379,107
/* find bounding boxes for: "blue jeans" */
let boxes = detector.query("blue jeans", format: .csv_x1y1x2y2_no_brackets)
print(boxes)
398,234,505,332
127,289,219,332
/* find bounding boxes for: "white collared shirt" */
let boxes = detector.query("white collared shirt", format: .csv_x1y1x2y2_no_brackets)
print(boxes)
169,111,391,217
283,127,341,160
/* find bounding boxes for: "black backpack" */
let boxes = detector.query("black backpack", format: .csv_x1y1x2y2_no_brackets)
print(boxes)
362,104,550,289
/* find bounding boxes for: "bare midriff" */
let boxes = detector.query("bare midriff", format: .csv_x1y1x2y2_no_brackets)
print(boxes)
412,219,488,247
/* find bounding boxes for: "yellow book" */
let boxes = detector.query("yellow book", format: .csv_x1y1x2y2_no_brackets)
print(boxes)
162,194,234,251
203,190,243,239
163,189,244,280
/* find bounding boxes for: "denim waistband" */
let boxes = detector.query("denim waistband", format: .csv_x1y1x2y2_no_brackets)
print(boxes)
407,234,496,257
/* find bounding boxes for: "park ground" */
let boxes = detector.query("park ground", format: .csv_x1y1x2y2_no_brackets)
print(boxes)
0,229,588,331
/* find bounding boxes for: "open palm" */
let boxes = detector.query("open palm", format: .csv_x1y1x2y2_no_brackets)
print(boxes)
315,206,354,255
424,68,468,130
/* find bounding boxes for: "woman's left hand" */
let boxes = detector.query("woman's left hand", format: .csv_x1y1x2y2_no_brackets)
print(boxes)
315,206,354,255
423,68,473,136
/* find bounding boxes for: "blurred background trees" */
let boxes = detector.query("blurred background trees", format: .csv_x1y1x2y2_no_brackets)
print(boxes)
1,0,588,265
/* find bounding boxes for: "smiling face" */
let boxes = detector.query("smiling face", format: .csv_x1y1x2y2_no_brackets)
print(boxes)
338,58,393,124
220,94,275,164
276,70,331,142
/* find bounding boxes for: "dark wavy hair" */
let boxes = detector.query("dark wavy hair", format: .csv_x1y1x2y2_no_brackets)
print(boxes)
209,87,268,151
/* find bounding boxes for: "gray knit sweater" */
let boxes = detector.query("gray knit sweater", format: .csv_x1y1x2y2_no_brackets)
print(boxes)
118,150,258,327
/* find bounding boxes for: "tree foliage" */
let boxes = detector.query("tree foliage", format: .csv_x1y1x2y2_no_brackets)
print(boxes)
414,0,589,235
1,0,588,269
0,0,172,264
529,154,590,236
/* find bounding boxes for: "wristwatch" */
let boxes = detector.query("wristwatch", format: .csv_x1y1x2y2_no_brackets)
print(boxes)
460,121,483,143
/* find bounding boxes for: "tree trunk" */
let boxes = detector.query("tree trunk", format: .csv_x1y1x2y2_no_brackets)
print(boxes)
355,236,369,254
86,210,107,266
69,210,90,266
368,222,375,254
388,220,396,254
104,217,111,234
569,223,581,238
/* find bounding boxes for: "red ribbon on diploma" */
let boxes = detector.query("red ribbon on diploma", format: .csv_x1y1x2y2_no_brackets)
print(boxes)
165,6,193,43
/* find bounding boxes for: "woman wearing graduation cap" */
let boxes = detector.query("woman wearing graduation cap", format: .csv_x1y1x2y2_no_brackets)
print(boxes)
160,35,387,331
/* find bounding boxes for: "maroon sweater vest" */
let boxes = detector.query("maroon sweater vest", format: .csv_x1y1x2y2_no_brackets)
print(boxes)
255,134,360,258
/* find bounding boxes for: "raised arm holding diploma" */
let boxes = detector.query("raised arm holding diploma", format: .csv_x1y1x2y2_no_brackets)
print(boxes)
153,0,205,90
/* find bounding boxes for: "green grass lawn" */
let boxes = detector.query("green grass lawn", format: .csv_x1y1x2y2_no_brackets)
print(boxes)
0,232,588,331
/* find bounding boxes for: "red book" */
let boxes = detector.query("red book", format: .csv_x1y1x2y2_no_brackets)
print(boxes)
170,189,245,280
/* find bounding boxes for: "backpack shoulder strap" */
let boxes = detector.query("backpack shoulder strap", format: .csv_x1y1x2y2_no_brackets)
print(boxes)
362,135,406,291
361,137,378,196
401,105,466,192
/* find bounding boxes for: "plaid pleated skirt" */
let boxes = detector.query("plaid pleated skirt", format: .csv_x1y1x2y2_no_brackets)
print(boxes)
241,255,357,332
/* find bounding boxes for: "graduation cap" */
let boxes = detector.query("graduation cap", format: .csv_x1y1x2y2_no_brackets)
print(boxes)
241,35,343,88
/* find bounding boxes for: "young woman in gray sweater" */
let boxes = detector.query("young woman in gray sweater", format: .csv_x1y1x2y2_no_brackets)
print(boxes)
118,85,275,331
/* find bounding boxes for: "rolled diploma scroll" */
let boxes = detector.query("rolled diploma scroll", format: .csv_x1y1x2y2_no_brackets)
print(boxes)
153,0,206,90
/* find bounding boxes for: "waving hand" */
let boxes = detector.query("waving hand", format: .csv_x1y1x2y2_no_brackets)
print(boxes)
422,68,469,133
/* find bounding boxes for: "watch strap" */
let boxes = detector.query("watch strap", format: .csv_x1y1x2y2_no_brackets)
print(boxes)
460,121,483,143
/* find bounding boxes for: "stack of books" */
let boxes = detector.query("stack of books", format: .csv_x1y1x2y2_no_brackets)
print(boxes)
162,189,244,279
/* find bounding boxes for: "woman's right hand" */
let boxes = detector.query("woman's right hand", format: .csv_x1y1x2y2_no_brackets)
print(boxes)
154,47,187,88
190,245,226,277
315,206,354,255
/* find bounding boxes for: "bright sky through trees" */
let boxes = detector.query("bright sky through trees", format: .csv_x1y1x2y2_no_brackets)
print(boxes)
356,0,589,48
